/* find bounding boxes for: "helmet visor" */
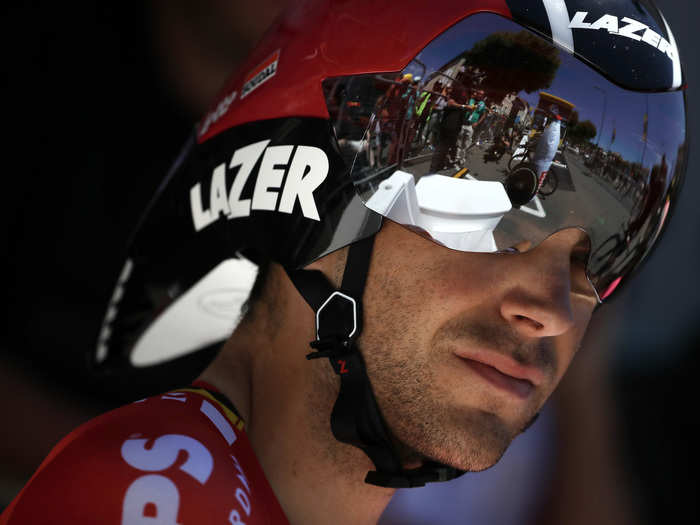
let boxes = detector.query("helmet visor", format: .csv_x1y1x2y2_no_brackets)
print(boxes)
323,12,686,300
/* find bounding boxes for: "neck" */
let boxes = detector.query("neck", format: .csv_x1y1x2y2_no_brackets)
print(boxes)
199,264,394,525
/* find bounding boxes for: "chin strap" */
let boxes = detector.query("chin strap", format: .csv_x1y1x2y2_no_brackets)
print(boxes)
287,235,464,488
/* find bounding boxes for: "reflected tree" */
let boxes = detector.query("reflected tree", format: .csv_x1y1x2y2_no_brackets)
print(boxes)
463,31,561,103
568,120,597,145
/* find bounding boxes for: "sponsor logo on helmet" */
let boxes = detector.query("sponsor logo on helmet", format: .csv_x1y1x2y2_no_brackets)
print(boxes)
568,11,678,61
199,90,238,137
190,140,329,231
241,50,280,99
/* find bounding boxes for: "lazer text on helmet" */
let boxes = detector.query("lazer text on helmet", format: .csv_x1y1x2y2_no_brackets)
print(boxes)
568,11,678,61
190,140,329,231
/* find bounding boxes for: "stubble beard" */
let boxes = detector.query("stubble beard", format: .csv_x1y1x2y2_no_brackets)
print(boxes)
306,321,542,476
361,329,519,473
357,286,557,472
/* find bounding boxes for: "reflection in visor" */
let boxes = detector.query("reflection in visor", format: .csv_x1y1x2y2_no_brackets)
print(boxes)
323,13,686,300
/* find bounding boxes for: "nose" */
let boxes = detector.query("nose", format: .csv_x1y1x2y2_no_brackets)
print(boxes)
499,233,584,338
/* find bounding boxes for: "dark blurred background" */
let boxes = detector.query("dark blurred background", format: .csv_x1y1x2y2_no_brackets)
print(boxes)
2,1,698,523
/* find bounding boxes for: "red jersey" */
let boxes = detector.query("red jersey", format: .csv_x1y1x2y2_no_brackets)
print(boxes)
0,383,289,524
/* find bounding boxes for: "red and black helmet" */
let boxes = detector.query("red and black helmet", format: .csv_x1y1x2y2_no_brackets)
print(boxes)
95,0,686,486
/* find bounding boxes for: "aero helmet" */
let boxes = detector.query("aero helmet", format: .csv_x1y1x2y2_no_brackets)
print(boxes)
95,0,687,487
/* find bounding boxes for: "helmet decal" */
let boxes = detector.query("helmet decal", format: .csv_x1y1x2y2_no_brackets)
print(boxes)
506,0,683,90
568,11,680,67
198,89,238,138
241,49,280,99
190,140,329,232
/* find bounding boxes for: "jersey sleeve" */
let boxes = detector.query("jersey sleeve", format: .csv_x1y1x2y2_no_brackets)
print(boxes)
0,388,289,525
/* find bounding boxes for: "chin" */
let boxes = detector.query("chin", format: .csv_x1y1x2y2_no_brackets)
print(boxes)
400,408,517,473
434,434,511,473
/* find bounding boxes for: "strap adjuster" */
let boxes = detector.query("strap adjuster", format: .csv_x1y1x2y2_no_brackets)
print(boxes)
315,291,358,341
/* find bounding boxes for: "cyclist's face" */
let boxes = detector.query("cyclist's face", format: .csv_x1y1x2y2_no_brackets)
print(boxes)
358,220,597,471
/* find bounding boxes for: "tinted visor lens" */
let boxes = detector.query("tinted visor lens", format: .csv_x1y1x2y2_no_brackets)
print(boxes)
323,13,686,300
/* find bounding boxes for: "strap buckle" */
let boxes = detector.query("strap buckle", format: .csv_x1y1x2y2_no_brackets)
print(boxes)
315,291,358,341
309,292,359,375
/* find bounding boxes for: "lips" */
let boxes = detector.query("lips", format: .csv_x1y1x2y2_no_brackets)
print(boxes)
454,350,545,400
460,358,534,399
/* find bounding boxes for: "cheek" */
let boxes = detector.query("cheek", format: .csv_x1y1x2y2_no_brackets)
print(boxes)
361,255,445,358
362,264,436,348
376,257,496,340
412,252,502,305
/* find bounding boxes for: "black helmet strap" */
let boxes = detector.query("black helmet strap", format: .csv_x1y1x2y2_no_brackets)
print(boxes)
286,235,464,488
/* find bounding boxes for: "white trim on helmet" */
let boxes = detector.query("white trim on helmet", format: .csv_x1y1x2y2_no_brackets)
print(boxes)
659,11,682,89
542,0,575,54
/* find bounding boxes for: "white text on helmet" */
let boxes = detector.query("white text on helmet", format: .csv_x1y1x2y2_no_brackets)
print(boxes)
199,90,238,137
568,11,678,62
190,140,329,231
